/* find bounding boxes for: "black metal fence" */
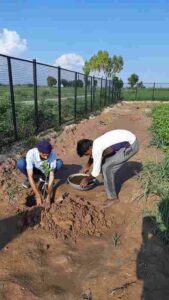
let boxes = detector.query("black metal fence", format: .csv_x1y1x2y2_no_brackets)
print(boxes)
0,54,119,146
122,83,169,101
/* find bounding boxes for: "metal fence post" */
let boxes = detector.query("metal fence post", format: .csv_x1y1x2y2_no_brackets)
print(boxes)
135,84,138,100
112,80,114,103
58,66,61,126
105,78,107,106
152,82,155,100
7,56,18,140
74,72,77,120
93,76,95,111
108,80,111,104
100,77,103,108
90,77,93,112
33,59,38,132
85,75,88,114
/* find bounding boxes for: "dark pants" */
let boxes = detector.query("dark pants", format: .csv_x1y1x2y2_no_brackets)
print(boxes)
16,158,63,179
102,139,139,198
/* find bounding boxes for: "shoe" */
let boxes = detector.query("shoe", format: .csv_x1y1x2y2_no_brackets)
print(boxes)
103,197,120,208
22,178,30,189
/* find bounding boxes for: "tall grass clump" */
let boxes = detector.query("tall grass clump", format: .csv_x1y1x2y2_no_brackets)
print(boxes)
141,104,169,244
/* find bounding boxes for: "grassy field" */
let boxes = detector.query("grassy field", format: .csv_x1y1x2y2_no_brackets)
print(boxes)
122,87,169,101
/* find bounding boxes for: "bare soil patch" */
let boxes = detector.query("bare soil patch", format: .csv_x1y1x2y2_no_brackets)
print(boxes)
0,102,168,300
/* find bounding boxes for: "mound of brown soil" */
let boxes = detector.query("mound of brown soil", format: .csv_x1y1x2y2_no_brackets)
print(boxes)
40,195,113,242
18,195,113,242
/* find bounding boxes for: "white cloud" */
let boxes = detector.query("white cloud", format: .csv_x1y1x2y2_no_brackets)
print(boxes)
54,53,84,72
0,28,27,56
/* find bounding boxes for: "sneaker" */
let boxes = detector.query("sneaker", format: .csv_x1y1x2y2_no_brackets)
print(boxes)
22,178,30,189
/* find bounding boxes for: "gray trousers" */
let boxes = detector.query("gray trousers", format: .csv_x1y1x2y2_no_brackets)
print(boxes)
102,139,139,199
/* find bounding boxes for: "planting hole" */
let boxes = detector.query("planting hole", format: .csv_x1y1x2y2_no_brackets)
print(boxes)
25,195,36,207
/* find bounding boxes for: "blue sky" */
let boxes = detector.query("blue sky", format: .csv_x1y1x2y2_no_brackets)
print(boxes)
0,0,169,82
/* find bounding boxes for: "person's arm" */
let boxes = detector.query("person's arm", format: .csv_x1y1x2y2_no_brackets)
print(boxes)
91,146,103,178
27,169,42,206
80,143,102,187
45,170,55,202
82,156,93,173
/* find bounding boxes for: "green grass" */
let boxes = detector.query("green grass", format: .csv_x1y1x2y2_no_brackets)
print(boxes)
150,104,169,151
140,103,169,244
122,87,169,101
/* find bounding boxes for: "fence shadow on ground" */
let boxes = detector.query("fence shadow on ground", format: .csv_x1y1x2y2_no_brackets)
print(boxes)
0,207,42,251
137,213,169,300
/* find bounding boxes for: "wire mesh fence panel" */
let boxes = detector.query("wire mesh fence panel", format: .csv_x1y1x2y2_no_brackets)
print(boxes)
60,68,75,123
76,73,86,120
121,84,137,101
37,63,59,131
153,83,169,101
93,77,101,111
11,58,35,138
0,55,14,146
136,83,154,100
101,79,107,107
106,79,110,104
107,80,112,104
85,76,92,114
100,78,104,108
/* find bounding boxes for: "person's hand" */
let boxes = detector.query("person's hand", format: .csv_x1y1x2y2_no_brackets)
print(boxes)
35,194,42,206
80,177,90,188
81,166,90,174
45,194,51,210
45,194,51,204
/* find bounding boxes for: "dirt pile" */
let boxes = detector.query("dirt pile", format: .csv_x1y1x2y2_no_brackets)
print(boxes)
17,195,114,242
41,195,113,241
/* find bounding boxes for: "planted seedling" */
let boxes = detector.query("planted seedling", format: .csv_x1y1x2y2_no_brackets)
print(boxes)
112,233,121,247
40,161,52,198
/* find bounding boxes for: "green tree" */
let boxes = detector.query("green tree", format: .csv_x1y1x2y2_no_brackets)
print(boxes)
47,76,57,87
83,61,91,76
137,81,144,88
83,50,124,78
61,79,69,87
111,55,124,76
128,73,139,88
76,79,84,87
113,76,124,89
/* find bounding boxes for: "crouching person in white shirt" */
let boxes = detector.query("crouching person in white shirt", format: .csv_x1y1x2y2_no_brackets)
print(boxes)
17,140,63,206
76,129,139,208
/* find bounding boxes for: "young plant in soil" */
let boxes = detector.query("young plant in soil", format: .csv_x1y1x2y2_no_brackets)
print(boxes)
112,233,121,247
40,161,52,198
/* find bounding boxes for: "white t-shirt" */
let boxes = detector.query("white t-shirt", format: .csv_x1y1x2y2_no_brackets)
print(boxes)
91,129,136,177
26,148,58,173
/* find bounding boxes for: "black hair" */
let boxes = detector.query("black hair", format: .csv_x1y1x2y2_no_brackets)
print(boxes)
76,139,93,157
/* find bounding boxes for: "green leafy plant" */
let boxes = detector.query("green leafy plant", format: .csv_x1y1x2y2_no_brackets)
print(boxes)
40,161,52,198
112,233,121,247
